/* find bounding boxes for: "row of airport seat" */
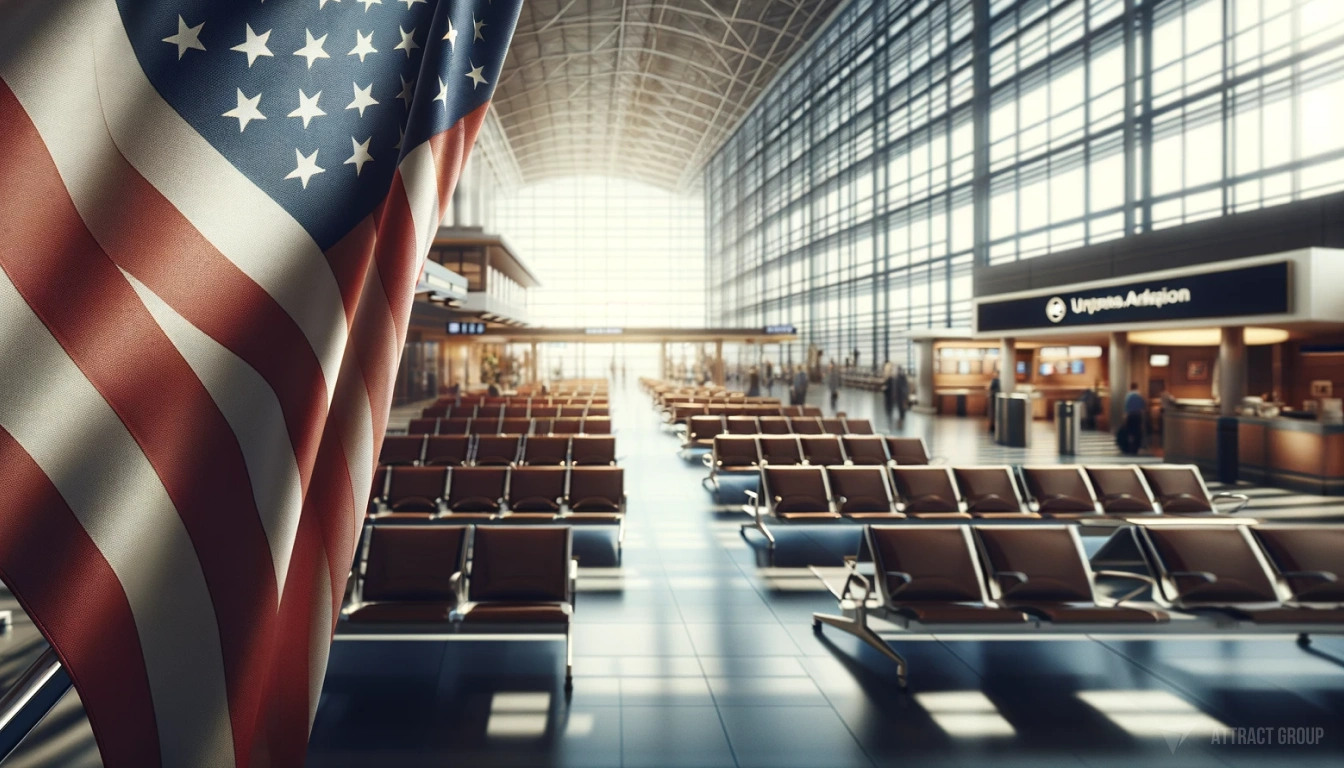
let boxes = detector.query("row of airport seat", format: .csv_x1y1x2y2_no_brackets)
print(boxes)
667,404,816,424
813,523,1344,686
683,415,874,447
381,434,617,468
744,463,1248,525
341,524,577,688
422,403,610,419
703,434,935,483
407,416,612,436
370,465,625,522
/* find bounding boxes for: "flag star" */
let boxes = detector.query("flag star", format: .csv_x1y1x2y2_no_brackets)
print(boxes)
319,0,341,7
357,0,381,10
465,62,488,89
222,89,265,131
346,82,378,117
162,16,205,59
397,75,415,107
394,26,419,57
348,30,377,61
288,89,326,128
433,76,448,106
345,136,374,175
231,25,273,67
443,19,458,49
286,149,325,188
473,16,486,42
294,29,330,69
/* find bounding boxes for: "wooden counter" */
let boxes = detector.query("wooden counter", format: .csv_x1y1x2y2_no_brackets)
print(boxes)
1164,411,1344,495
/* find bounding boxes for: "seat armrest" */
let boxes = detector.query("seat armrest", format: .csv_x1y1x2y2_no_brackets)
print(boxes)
702,452,713,468
1211,491,1250,514
993,571,1030,595
1280,570,1339,598
1094,570,1156,606
883,570,913,599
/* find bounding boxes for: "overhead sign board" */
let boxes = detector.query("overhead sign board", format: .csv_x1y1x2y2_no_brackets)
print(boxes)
584,327,623,335
446,321,487,335
763,324,797,335
976,261,1291,333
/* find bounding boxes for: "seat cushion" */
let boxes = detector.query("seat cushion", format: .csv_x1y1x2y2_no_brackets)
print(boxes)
908,511,972,520
565,512,623,524
897,604,1030,623
1233,608,1344,624
775,511,842,520
1014,603,1167,623
347,602,455,623
460,603,571,624
970,511,1039,519
843,511,906,520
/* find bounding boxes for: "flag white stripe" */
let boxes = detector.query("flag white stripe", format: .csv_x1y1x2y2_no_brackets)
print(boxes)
124,271,303,599
0,269,235,767
0,0,349,405
309,546,335,729
331,329,377,559
399,141,443,277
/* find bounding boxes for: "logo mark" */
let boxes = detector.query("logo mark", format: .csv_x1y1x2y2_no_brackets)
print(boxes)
1045,296,1067,323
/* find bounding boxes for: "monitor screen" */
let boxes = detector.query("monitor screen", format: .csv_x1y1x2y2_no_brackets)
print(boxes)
1015,361,1027,375
1150,354,1171,367
1070,360,1085,375
1039,362,1055,376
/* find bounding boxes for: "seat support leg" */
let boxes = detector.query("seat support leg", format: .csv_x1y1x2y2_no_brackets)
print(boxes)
564,625,574,692
1297,632,1311,648
812,609,907,689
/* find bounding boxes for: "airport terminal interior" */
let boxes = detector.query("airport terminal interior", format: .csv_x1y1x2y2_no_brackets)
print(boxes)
6,0,1344,766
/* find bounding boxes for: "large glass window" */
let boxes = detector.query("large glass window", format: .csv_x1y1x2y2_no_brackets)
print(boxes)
495,177,705,328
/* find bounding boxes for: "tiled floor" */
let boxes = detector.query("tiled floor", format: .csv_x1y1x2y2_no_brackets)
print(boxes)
2,383,1341,766
307,383,1344,767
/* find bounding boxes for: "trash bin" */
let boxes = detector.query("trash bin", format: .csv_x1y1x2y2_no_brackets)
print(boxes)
994,393,1031,447
1056,401,1080,455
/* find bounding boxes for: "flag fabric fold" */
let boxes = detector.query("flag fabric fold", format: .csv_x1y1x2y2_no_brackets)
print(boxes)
0,0,521,764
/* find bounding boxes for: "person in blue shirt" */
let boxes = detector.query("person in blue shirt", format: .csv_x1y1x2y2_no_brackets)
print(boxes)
1121,382,1146,454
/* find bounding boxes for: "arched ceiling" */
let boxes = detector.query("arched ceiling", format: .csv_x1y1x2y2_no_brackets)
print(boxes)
493,0,843,191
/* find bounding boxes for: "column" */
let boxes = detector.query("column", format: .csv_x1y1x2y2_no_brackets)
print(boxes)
999,337,1016,395
1108,331,1130,431
529,342,538,385
659,341,667,381
1219,326,1247,416
914,339,936,413
713,339,725,387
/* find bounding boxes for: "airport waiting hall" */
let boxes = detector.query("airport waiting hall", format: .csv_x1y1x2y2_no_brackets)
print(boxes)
3,1,1344,767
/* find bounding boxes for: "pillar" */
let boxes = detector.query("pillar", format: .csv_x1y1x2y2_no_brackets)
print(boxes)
714,339,724,387
1108,331,1130,431
529,342,538,385
999,337,1016,395
914,340,936,414
659,341,667,381
1219,326,1247,416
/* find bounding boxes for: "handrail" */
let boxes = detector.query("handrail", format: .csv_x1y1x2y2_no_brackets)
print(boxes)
0,647,73,761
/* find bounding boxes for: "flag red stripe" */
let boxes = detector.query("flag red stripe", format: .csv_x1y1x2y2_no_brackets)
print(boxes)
0,428,162,768
371,171,423,355
428,102,490,222
0,83,330,494
323,215,379,329
0,97,276,763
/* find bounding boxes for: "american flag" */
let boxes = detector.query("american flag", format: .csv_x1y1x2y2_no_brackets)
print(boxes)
0,0,520,764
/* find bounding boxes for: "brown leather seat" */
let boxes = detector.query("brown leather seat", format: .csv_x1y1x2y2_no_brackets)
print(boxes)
407,419,438,436
445,467,507,516
686,416,725,448
469,415,502,435
570,436,616,466
1251,526,1344,603
380,435,425,466
762,467,841,520
790,417,824,435
1084,466,1159,514
421,404,449,418
1140,526,1289,614
757,435,804,466
890,466,969,518
758,416,792,435
567,467,624,514
500,418,533,435
521,435,570,466
477,405,504,419
586,406,609,417
866,526,1029,623
347,525,468,623
559,406,586,418
884,437,931,465
1141,466,1217,514
841,435,889,466
423,435,471,467
507,467,567,513
820,418,847,435
459,526,573,624
725,416,760,434
1021,467,1101,517
799,435,846,466
954,467,1035,518
382,467,447,515
473,435,521,466
439,417,471,435
800,406,823,418
551,417,583,435
826,466,902,518
975,527,1166,623
580,417,612,435
711,436,759,472
843,418,874,435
